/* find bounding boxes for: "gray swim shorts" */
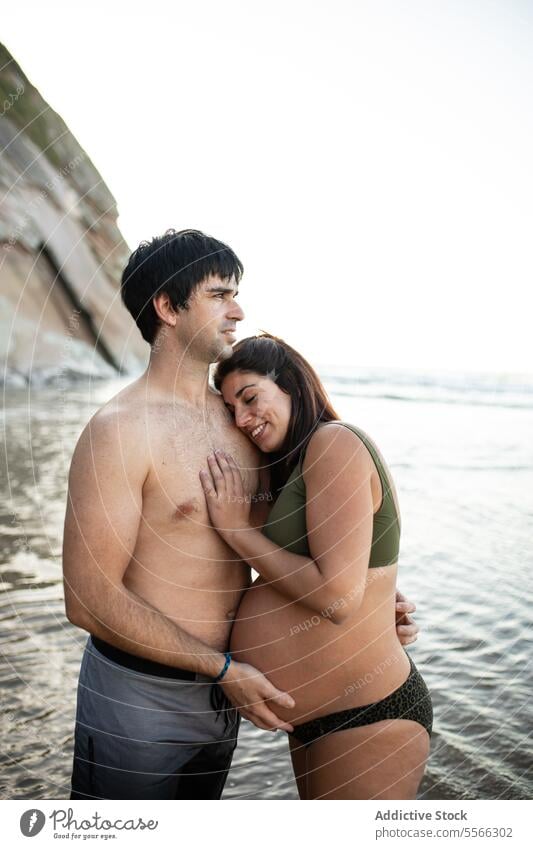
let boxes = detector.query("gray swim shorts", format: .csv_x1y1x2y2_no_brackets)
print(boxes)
70,636,240,800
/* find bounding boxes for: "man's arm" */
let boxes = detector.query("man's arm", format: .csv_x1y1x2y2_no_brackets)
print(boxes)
63,408,225,674
63,407,295,729
395,590,419,645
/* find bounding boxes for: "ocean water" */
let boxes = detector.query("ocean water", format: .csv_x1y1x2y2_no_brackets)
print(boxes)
1,367,532,800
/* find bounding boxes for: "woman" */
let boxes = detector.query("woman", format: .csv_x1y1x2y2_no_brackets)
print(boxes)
199,333,432,800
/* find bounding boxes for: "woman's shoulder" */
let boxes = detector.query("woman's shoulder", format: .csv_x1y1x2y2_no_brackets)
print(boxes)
308,420,370,449
301,421,375,477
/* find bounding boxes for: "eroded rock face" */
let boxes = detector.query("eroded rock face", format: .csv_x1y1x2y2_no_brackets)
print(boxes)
0,43,148,383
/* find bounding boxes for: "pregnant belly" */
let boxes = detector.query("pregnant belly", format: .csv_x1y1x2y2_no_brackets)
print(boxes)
230,576,409,723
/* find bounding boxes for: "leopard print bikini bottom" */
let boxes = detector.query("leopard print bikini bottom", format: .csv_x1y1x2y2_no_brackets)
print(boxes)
290,652,433,747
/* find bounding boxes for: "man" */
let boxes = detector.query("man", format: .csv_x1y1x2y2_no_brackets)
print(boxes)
63,229,418,800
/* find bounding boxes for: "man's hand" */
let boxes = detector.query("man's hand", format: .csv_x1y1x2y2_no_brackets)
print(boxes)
395,589,419,646
221,661,296,733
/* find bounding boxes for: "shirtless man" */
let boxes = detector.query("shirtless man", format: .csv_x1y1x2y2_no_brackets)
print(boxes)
63,229,418,800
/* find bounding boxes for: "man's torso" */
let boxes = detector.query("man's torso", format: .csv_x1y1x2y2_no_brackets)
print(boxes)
110,381,260,651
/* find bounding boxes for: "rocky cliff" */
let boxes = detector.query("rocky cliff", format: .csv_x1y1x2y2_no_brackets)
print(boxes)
0,43,147,384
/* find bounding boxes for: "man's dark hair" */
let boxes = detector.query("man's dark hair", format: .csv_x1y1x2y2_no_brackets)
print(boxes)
121,229,244,344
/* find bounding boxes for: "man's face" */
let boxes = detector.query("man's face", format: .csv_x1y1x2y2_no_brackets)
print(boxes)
176,275,244,364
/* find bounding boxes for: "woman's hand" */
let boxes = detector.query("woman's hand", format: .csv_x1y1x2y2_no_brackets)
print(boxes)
199,449,251,540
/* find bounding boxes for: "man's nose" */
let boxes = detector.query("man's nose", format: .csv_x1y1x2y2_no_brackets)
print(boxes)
228,299,245,322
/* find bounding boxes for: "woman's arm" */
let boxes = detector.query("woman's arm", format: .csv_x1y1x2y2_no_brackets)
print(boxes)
200,424,375,623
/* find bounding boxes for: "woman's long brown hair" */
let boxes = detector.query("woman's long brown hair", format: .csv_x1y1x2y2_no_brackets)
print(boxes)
214,332,340,493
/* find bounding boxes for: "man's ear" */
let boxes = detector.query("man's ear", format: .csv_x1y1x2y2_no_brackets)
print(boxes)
152,292,177,327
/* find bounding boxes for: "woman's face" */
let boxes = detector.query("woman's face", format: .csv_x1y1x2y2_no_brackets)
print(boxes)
220,370,292,452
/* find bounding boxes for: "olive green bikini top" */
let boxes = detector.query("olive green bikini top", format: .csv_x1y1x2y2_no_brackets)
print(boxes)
262,422,401,567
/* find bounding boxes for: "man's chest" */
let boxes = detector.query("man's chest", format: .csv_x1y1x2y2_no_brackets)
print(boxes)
142,416,260,525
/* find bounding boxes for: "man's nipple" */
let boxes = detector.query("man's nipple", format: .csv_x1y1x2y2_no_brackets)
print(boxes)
175,499,199,519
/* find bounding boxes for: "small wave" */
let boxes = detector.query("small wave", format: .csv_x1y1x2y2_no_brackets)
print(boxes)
327,387,533,410
319,365,533,410
4,364,118,388
430,464,533,472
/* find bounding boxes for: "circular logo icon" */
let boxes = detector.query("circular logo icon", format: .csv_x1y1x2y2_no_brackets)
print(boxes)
20,810,46,837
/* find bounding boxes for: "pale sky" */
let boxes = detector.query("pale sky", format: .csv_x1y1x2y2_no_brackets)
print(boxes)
3,0,532,373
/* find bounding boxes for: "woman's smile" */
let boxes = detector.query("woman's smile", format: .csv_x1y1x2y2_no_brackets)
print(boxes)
250,422,267,440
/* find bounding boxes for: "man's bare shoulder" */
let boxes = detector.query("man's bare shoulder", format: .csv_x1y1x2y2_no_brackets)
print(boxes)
72,380,151,473
89,390,146,435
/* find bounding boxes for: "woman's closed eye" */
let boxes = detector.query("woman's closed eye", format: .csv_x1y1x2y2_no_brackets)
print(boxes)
244,396,257,405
